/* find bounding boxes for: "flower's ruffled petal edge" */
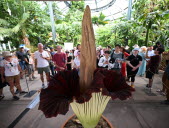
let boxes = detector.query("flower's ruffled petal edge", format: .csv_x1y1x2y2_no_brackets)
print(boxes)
95,69,135,100
38,69,80,118
38,68,134,118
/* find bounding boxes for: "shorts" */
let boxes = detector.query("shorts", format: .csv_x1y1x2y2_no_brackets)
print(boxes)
37,66,50,74
19,61,27,70
5,74,20,85
146,70,154,79
27,64,34,75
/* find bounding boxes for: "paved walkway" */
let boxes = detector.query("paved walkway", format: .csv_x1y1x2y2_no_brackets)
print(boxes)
0,71,169,128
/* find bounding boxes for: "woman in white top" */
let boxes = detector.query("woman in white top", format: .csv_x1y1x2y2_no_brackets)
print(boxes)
73,51,80,69
74,44,81,57
0,51,26,100
98,50,111,68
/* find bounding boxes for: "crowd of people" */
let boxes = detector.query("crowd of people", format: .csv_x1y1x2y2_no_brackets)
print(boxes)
0,42,169,105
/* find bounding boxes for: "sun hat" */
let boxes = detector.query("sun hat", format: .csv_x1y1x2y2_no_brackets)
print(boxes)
2,51,13,57
19,44,25,48
125,45,129,50
133,44,139,48
141,46,147,49
141,46,147,51
133,47,140,51
25,48,30,52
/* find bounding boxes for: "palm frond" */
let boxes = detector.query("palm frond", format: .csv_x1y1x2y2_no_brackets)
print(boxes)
0,19,9,26
20,12,29,24
0,27,12,36
0,12,29,37
12,24,21,33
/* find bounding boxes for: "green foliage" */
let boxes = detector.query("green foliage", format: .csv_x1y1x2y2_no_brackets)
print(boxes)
92,12,109,26
0,19,9,26
132,0,169,47
1,0,168,50
96,19,145,48
96,0,169,49
0,0,51,48
71,1,85,12
54,1,85,46
24,2,51,45
96,25,113,47
55,22,81,44
0,0,85,48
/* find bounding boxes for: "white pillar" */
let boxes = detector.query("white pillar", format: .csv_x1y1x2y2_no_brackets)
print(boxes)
48,2,56,44
127,0,132,20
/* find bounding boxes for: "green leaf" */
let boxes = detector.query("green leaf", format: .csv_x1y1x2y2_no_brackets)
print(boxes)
162,10,169,18
0,19,9,26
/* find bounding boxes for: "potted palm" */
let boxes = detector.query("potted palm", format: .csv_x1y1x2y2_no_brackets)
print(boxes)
39,6,134,128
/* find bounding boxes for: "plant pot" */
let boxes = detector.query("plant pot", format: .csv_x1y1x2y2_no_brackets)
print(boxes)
61,114,114,128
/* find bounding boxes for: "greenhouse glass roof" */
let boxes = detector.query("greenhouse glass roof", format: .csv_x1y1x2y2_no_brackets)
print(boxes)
55,0,129,20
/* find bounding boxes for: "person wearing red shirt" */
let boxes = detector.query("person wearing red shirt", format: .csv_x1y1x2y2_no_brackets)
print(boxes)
52,45,67,72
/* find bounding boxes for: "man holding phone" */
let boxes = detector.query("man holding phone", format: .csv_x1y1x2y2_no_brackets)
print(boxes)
34,43,50,88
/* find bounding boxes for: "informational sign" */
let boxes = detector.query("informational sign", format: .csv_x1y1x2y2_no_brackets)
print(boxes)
64,42,73,51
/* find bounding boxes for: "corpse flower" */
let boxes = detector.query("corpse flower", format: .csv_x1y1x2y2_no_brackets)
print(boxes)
39,6,134,128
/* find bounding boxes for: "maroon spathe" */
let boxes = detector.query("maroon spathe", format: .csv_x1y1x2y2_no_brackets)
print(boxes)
39,69,134,118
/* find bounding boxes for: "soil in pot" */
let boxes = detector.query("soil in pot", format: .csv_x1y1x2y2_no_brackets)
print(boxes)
63,115,112,128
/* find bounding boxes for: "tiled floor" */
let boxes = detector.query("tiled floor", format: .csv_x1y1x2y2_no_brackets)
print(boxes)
0,71,169,128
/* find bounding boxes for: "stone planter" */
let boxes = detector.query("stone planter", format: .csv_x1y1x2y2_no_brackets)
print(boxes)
61,114,114,128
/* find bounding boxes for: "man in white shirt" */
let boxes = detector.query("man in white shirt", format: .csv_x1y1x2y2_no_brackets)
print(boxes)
34,43,51,88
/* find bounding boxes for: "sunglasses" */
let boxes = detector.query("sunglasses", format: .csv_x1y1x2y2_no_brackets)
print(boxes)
9,62,13,67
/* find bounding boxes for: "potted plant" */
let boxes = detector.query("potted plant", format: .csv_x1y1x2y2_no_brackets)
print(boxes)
61,114,114,128
39,6,134,128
